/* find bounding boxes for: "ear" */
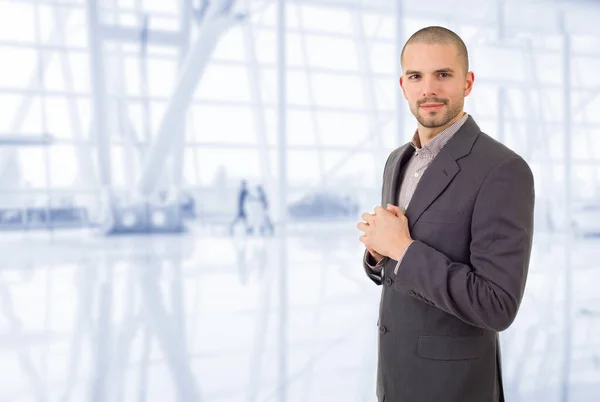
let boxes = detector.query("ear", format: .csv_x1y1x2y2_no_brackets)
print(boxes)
463,71,475,97
399,76,408,100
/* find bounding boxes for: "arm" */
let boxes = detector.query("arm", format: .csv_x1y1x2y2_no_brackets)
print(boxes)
363,249,387,285
395,156,535,332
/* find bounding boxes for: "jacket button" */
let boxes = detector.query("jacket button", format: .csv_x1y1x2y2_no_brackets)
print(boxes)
379,325,388,334
385,277,393,286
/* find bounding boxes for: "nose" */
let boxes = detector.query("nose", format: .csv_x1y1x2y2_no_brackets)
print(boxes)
421,76,438,97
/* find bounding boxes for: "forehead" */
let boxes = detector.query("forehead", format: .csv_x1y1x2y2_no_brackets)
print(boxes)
402,42,462,71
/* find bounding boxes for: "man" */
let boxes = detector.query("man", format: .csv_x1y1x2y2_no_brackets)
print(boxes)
357,26,535,402
229,179,251,235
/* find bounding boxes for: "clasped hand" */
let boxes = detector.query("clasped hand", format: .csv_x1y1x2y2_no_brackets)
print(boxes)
357,204,413,262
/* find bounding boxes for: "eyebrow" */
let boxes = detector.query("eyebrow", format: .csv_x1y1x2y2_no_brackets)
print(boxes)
405,68,455,75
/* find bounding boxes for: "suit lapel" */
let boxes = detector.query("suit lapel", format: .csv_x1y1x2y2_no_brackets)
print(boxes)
404,150,459,230
384,144,414,206
400,115,482,230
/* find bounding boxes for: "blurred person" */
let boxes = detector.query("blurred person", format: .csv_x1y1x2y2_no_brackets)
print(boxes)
229,179,251,235
255,184,274,235
356,26,535,402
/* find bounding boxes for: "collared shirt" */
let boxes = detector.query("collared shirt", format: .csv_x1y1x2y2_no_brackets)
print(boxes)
398,112,469,212
365,112,469,276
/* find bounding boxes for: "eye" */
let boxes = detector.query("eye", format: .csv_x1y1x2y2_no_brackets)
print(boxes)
408,74,420,80
439,72,451,78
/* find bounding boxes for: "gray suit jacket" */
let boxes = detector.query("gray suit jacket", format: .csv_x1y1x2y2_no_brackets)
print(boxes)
364,116,535,402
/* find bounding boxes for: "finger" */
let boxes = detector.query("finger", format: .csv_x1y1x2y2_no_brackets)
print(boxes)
359,234,367,244
373,206,386,215
361,212,373,222
386,203,403,216
385,204,397,216
356,222,368,232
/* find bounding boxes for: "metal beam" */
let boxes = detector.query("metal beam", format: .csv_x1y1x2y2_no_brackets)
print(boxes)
0,133,53,145
0,5,75,192
99,24,183,46
276,2,289,401
137,13,241,196
171,0,194,193
276,0,288,228
53,5,98,188
353,9,383,188
242,18,273,188
395,0,405,145
86,0,113,191
560,13,573,402
296,6,326,183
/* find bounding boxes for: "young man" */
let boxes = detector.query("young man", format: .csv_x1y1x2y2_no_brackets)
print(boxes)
357,26,535,402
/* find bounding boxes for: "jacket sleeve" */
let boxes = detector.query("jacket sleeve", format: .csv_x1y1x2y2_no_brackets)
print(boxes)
394,155,535,332
363,249,386,285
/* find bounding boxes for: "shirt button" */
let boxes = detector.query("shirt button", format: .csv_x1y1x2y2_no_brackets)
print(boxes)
414,172,419,178
379,325,388,334
385,277,393,286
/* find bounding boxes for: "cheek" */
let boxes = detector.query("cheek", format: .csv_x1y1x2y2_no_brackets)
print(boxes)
444,86,463,103
404,87,421,102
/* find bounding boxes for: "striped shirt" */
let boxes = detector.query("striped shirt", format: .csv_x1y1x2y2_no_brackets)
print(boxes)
365,112,469,276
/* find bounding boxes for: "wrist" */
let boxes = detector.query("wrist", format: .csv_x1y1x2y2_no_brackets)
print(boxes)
368,250,384,264
390,240,413,261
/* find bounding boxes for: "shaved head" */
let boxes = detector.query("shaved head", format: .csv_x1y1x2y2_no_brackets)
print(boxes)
398,26,475,134
401,26,469,74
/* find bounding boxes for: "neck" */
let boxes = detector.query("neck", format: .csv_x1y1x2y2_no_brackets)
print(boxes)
417,111,465,147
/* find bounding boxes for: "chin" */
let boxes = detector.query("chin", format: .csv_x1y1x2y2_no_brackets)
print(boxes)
419,117,447,129
422,122,446,129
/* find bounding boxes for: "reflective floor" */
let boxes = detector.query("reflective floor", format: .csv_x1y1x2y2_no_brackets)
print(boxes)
0,222,599,401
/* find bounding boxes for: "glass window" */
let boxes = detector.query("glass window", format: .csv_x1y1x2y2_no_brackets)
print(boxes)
369,43,395,75
187,104,257,144
310,72,365,109
0,46,38,88
298,5,354,35
48,144,79,187
0,3,36,43
195,64,251,102
17,147,48,188
304,35,358,72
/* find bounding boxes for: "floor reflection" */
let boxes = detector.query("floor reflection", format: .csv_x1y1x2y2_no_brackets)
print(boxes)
0,225,598,401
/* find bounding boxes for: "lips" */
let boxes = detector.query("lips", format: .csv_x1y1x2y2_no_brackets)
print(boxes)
420,103,445,110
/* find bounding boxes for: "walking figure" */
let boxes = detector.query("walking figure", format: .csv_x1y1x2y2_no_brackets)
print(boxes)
229,180,251,235
256,185,274,235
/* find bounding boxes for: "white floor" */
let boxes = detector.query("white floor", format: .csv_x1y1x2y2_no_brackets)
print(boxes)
0,222,598,401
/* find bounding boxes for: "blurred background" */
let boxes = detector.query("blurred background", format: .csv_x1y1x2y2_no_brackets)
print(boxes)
0,0,599,401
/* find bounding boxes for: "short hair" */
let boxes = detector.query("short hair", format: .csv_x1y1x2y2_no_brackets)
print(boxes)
400,26,469,74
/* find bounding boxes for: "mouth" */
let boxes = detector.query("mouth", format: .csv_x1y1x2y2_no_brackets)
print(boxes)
419,103,445,111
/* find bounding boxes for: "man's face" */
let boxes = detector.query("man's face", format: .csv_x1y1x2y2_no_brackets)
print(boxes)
399,43,474,129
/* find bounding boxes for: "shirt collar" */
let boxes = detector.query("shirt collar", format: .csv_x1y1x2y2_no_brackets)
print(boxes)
410,112,469,156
